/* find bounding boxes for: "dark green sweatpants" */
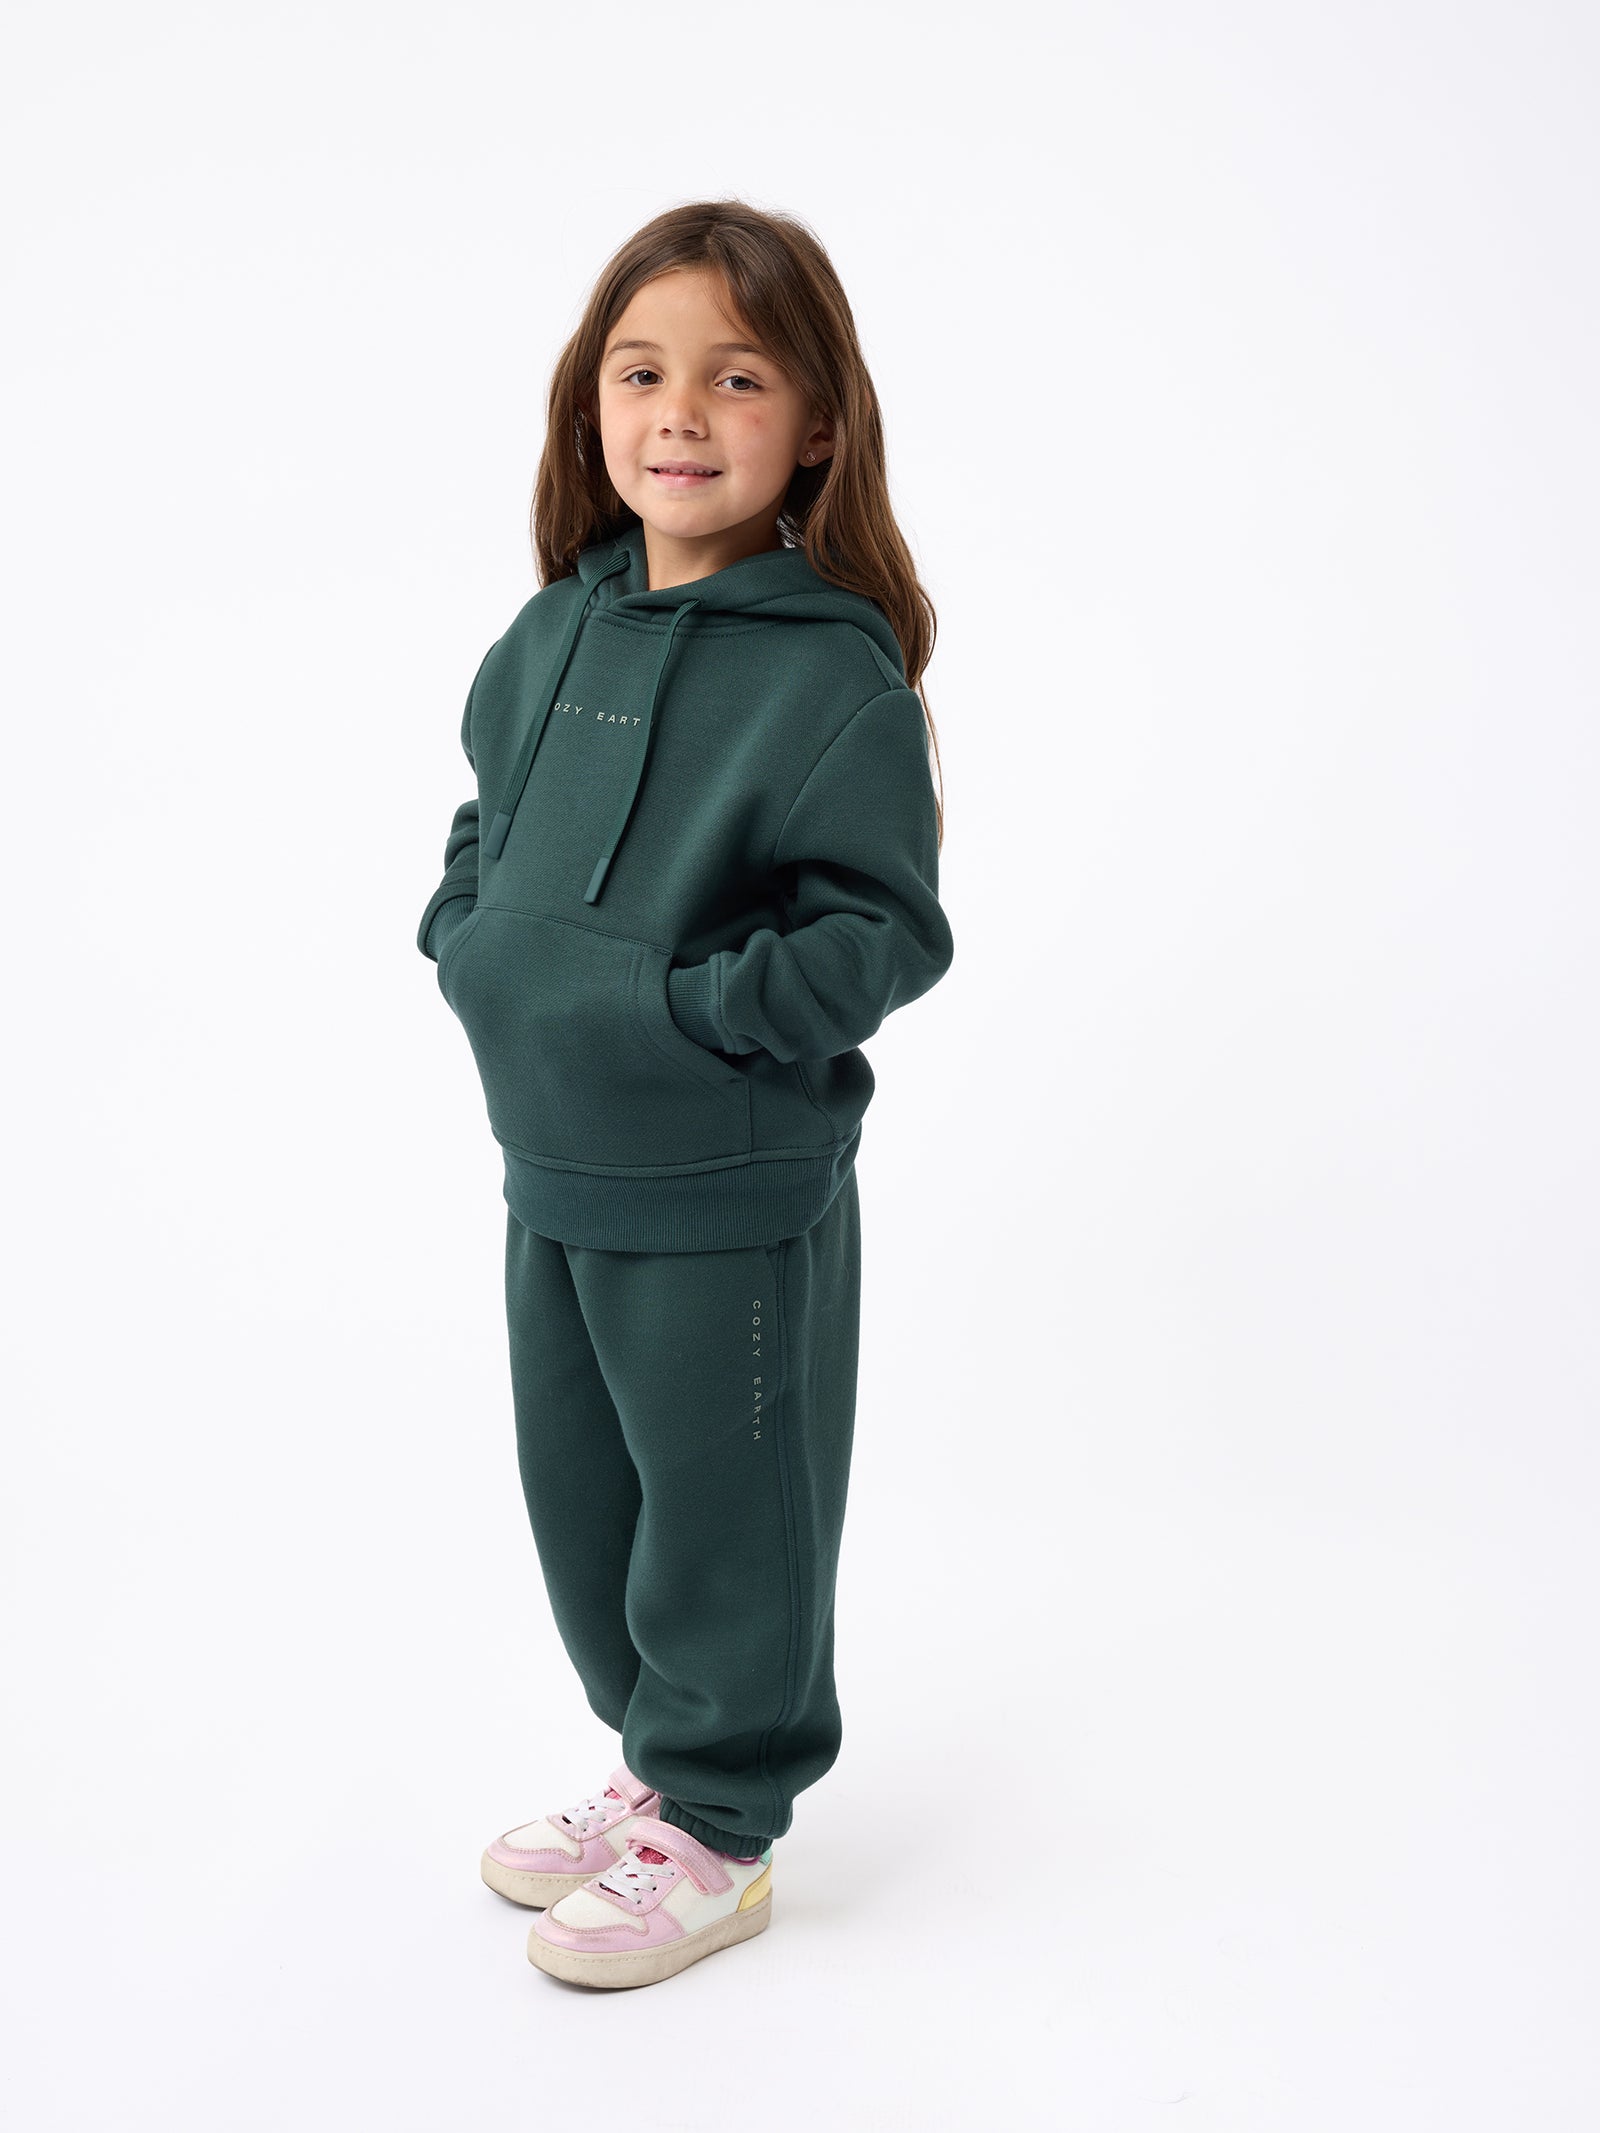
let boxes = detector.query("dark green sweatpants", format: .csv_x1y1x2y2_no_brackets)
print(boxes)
502,1166,862,1856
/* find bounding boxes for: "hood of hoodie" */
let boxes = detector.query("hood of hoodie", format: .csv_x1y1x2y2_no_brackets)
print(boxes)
481,520,906,902
580,519,904,655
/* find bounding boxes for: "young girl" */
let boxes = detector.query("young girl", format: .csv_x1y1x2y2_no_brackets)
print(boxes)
416,199,954,1990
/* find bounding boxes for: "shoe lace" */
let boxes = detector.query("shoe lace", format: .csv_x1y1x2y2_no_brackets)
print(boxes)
593,1838,676,1906
553,1783,625,1839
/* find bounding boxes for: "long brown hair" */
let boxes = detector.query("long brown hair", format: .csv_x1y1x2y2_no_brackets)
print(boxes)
529,199,944,849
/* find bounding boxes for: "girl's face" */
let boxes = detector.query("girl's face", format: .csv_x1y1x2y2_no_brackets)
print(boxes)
595,267,833,574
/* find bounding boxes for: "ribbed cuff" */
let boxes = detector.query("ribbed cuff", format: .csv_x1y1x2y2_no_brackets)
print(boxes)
656,1793,778,1858
422,892,477,963
665,956,729,1051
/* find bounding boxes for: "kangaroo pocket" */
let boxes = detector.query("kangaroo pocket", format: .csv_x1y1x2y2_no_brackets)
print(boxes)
438,903,751,1169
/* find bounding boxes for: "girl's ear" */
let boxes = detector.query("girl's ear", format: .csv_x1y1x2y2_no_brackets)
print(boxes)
800,415,836,466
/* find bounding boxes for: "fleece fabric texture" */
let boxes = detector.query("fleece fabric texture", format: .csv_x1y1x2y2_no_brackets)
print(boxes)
503,1164,862,1856
418,518,953,1253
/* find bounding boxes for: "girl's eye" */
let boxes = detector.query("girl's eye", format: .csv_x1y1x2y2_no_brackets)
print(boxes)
617,368,763,392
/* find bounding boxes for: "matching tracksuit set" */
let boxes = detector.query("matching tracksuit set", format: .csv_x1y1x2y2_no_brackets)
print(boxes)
416,518,954,1855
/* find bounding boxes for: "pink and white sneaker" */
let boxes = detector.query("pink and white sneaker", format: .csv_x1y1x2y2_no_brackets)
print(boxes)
527,1814,774,1989
480,1764,662,1908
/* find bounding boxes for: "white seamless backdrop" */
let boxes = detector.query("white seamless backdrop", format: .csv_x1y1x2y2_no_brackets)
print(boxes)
4,3,1596,2128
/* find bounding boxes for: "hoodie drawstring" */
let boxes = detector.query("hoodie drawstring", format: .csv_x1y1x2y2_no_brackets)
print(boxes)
583,595,701,904
480,552,701,906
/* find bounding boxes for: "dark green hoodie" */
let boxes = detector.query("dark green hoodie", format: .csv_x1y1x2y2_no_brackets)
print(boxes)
416,519,954,1252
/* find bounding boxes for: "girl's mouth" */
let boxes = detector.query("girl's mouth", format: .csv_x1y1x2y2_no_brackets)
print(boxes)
648,465,722,488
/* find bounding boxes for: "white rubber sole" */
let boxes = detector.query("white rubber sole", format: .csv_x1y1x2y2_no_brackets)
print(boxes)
527,1891,773,1988
480,1849,600,1909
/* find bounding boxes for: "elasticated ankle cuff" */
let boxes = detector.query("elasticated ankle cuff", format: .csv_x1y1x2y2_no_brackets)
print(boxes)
656,1794,777,1858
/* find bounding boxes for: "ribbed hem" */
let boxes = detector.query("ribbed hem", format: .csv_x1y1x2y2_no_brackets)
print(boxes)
656,1794,777,1858
501,1126,859,1253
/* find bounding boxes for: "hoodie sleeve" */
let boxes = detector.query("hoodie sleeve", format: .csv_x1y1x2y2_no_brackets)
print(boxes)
666,687,954,1064
416,651,492,963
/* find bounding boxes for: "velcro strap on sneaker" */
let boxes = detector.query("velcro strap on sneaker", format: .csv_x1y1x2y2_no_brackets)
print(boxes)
607,1765,657,1811
621,1815,732,1894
